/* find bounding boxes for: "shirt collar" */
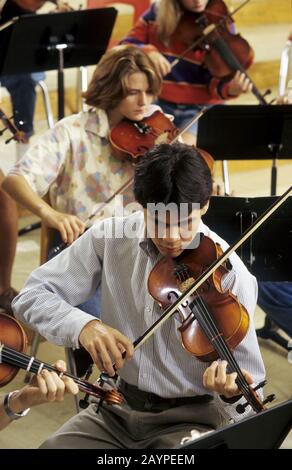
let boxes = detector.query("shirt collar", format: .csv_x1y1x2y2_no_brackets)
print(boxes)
84,108,110,138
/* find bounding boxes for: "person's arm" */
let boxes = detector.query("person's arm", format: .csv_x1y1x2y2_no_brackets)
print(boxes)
2,174,85,244
0,360,78,431
121,3,171,78
13,223,106,348
2,123,85,244
12,220,134,372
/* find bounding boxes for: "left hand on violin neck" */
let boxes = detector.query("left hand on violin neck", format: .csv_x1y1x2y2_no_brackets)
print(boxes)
203,359,254,399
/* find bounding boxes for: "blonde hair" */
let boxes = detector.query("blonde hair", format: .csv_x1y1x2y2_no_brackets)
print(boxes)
83,45,161,110
156,0,183,44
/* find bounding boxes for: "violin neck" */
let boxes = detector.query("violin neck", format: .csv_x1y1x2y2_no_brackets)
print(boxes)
190,297,263,413
212,35,268,105
0,343,97,396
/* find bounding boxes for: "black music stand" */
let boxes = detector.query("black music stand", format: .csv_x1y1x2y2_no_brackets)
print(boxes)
0,8,117,120
203,195,292,349
180,399,292,449
197,104,292,195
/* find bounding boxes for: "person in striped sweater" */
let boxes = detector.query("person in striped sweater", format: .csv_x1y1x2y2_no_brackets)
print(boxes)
121,0,253,136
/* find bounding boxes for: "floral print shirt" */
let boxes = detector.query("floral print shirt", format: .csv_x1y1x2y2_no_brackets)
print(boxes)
9,108,135,222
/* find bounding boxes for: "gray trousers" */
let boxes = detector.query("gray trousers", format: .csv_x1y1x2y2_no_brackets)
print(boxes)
40,383,227,449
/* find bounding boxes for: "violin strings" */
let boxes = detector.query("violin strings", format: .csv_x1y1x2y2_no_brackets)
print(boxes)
177,267,250,397
2,346,99,395
193,293,248,385
193,295,259,408
193,295,250,395
179,270,249,392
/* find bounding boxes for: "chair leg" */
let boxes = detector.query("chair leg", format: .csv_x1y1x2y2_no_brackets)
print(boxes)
65,347,81,413
37,80,54,129
76,66,88,112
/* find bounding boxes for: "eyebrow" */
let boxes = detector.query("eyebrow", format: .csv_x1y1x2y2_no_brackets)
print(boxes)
152,216,195,227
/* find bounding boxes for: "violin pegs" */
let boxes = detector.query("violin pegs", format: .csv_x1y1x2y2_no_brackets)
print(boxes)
5,136,14,144
263,394,276,405
78,395,91,409
253,380,267,392
262,89,272,99
0,127,7,136
235,401,249,414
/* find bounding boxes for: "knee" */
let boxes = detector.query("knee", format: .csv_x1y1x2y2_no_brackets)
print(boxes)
39,435,61,449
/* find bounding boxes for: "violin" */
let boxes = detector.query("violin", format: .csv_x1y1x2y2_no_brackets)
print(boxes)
0,312,124,406
96,185,292,413
0,108,27,144
172,0,268,105
148,235,268,413
109,110,178,162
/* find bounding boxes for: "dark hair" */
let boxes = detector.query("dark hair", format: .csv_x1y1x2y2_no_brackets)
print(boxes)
134,142,213,209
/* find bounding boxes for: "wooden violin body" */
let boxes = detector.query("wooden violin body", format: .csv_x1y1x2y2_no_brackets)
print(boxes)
148,235,249,361
109,110,178,162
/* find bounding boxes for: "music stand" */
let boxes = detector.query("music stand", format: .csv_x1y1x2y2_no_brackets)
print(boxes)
197,104,292,195
203,195,292,350
0,8,117,120
179,399,292,449
203,195,292,281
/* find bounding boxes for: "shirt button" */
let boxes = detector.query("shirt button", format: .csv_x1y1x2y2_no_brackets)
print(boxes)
145,305,151,313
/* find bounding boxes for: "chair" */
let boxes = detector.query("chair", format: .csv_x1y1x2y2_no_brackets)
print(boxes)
0,79,54,131
37,80,54,130
278,32,292,97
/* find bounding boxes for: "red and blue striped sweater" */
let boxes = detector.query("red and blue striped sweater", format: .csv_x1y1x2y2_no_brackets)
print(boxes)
121,2,245,105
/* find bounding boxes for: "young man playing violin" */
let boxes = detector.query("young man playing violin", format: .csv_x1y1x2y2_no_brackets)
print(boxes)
121,0,253,134
12,142,265,449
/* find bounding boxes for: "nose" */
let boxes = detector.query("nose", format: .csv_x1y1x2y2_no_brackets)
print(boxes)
138,91,147,106
165,225,181,243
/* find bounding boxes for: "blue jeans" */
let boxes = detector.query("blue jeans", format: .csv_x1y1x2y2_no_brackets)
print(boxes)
1,72,45,138
48,233,101,318
156,99,212,136
258,282,292,337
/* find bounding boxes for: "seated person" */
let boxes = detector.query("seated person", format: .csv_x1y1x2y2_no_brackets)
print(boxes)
12,142,265,449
